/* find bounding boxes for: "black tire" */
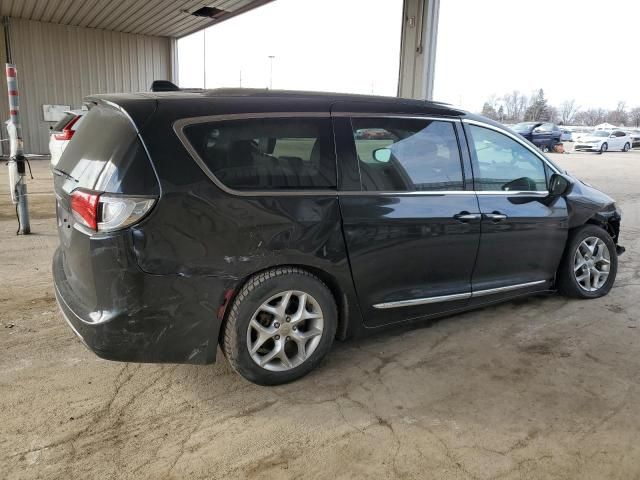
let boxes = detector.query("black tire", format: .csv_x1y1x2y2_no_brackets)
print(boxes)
221,267,337,385
623,143,630,152
599,142,608,154
556,225,618,299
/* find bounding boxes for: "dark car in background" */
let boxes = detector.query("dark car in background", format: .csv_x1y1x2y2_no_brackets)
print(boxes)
53,89,624,385
512,122,562,151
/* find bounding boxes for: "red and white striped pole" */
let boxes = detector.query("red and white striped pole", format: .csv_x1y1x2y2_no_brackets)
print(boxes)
6,63,30,234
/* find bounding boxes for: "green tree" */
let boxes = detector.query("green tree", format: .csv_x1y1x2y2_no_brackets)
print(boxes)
481,102,498,120
524,89,550,121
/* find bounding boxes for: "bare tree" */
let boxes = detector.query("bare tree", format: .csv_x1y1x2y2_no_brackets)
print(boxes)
606,101,628,126
502,91,528,122
630,107,640,128
575,108,608,126
559,100,578,125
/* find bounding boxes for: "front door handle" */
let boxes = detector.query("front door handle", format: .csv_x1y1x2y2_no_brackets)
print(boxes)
484,212,508,222
454,212,481,222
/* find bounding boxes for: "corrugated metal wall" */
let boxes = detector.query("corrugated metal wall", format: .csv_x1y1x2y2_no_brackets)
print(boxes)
7,18,171,154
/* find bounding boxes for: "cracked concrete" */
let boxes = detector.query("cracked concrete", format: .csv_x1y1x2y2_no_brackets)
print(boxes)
1,151,640,479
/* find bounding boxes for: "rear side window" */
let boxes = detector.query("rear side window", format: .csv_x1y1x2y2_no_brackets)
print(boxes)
56,105,158,195
351,118,464,192
182,118,336,191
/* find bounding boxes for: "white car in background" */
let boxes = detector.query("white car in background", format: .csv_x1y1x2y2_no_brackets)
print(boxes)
574,130,632,153
49,110,86,167
569,128,592,142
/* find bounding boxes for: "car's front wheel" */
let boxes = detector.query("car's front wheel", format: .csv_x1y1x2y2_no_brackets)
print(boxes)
221,267,337,385
599,142,608,154
556,225,618,299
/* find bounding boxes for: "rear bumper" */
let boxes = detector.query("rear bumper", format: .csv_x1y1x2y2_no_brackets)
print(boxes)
53,246,232,364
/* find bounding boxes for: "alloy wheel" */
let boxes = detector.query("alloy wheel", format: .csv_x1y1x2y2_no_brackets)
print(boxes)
246,290,324,372
573,236,611,292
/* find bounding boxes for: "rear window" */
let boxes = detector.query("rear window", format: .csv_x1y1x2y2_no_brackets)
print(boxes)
56,105,158,195
51,113,77,132
182,117,336,191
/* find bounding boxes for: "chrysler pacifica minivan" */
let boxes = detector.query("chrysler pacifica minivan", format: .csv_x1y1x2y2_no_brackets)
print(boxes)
53,89,624,385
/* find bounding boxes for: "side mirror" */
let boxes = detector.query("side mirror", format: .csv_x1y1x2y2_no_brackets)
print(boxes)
548,173,573,197
610,133,616,138
373,147,392,163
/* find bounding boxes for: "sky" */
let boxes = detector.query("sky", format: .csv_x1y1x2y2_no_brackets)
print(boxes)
177,0,403,96
435,0,640,111
178,0,640,112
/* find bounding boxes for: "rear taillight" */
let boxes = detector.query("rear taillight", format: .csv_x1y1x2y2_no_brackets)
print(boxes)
71,190,100,230
54,115,80,141
71,189,155,233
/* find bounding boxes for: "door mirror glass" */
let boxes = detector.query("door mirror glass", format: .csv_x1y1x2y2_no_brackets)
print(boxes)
548,173,572,196
372,147,392,163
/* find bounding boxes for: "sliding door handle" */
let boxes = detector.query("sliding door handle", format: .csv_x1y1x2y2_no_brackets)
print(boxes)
484,212,508,221
454,212,481,222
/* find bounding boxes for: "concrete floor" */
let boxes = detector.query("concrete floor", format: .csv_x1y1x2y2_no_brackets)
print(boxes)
1,150,639,479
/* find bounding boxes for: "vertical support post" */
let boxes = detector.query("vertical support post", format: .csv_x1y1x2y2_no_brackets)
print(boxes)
6,63,30,234
397,0,440,100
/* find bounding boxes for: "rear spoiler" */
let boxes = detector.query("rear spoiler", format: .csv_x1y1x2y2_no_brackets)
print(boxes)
149,80,203,93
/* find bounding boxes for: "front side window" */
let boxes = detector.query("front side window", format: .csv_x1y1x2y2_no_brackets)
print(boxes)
467,125,547,192
183,118,336,190
351,118,464,192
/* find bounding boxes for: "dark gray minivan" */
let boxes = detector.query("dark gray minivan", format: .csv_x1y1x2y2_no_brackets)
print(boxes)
53,89,624,385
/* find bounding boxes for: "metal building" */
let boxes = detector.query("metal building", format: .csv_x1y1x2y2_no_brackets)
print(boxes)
0,0,439,154
0,0,275,154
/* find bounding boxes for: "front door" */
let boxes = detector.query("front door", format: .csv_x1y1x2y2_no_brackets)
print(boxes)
463,122,569,301
337,116,481,327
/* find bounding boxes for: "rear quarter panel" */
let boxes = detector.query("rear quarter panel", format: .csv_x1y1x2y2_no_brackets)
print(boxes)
131,100,364,338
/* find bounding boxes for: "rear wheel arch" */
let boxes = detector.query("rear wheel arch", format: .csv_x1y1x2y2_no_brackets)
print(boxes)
218,264,349,346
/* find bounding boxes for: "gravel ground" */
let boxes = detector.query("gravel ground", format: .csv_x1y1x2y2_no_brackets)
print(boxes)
1,149,639,480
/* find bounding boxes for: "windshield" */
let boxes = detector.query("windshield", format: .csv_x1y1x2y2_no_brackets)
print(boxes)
513,122,537,132
591,131,610,137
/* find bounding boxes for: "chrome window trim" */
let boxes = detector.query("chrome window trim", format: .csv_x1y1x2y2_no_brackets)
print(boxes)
173,111,557,198
332,112,459,123
373,279,548,309
173,112,337,197
338,190,548,197
461,118,561,175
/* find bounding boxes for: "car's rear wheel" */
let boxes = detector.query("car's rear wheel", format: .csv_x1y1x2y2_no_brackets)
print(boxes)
623,142,630,152
556,225,618,299
221,267,337,385
599,142,608,154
